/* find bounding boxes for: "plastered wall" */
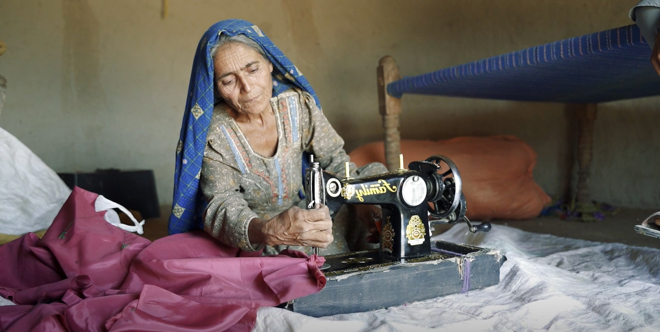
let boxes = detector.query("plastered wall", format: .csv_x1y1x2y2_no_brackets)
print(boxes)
0,0,658,211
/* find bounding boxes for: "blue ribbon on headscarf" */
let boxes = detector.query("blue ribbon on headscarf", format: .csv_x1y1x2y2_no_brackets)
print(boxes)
168,19,320,235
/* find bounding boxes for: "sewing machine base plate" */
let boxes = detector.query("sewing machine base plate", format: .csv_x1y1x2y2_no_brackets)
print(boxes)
290,241,506,317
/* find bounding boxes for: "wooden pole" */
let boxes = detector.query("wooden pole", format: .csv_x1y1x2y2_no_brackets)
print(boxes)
377,56,402,171
162,0,169,19
575,103,597,207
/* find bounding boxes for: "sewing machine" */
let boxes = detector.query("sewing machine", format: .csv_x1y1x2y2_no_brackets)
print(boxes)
290,155,506,316
306,154,491,265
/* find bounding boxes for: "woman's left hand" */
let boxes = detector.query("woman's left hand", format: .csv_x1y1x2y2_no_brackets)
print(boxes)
353,205,382,243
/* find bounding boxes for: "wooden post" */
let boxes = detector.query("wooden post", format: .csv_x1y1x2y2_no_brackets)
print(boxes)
377,56,402,171
575,103,597,207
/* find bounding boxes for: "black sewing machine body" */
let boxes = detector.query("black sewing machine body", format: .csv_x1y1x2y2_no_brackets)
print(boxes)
291,155,505,317
309,155,489,264
324,169,434,262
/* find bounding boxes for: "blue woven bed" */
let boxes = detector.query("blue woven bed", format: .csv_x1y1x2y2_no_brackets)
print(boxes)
387,25,660,103
378,24,660,220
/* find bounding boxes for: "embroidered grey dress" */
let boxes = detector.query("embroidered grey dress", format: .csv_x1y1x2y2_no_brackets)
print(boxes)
200,89,387,255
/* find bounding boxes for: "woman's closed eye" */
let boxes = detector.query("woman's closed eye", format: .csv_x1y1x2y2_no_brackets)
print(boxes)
247,64,260,74
221,78,235,86
219,67,258,87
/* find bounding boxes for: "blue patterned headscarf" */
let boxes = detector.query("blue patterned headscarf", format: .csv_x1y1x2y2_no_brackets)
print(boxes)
168,19,320,235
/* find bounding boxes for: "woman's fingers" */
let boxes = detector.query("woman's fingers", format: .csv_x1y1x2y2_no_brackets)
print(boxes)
267,206,333,247
302,204,330,221
298,206,333,247
301,229,334,248
305,205,334,248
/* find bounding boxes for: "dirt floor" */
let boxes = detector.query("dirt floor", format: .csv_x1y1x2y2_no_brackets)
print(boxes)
143,206,660,250
489,207,660,250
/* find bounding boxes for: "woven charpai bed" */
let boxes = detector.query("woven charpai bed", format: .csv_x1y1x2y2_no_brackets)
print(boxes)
377,24,660,215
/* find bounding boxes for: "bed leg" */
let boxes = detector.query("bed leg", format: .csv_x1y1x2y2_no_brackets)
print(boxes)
378,56,403,171
574,103,598,220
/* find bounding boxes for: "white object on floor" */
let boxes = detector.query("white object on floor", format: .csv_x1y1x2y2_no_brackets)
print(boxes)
0,127,71,235
95,194,145,234
0,296,13,306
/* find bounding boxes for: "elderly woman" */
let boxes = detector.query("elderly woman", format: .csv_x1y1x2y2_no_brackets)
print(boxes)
169,19,386,255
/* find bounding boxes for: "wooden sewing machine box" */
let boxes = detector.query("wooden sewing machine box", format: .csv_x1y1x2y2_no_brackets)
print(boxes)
290,241,506,317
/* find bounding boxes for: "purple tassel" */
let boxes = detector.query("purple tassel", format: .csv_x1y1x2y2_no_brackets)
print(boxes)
432,248,471,295
461,258,471,294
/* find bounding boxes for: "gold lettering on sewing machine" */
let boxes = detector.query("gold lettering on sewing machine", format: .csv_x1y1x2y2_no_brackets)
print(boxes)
343,179,397,202
406,215,425,246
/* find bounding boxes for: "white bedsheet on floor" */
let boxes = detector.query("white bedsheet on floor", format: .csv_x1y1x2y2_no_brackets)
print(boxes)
254,224,660,332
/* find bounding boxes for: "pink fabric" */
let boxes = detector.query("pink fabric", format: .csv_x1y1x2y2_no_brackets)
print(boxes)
0,187,326,331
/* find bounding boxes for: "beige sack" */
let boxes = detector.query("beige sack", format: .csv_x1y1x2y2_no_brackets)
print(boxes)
349,136,551,221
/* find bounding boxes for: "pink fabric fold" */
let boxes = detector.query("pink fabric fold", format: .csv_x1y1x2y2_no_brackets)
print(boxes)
0,187,326,331
106,285,254,332
0,233,64,293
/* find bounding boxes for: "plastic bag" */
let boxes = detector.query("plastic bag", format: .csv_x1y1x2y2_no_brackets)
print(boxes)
0,127,71,235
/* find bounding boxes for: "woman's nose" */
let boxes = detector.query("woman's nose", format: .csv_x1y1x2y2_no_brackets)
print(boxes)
240,77,252,93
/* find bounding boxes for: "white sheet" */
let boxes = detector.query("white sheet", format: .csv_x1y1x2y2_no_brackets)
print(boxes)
2,219,659,330
0,126,71,235
254,225,660,332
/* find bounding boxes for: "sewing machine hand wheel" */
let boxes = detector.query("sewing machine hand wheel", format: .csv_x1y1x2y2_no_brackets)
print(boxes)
424,155,463,221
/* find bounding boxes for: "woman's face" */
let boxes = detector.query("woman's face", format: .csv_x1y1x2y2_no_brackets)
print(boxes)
213,42,274,115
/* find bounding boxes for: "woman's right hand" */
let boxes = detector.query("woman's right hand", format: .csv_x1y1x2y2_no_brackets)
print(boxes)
249,205,334,248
